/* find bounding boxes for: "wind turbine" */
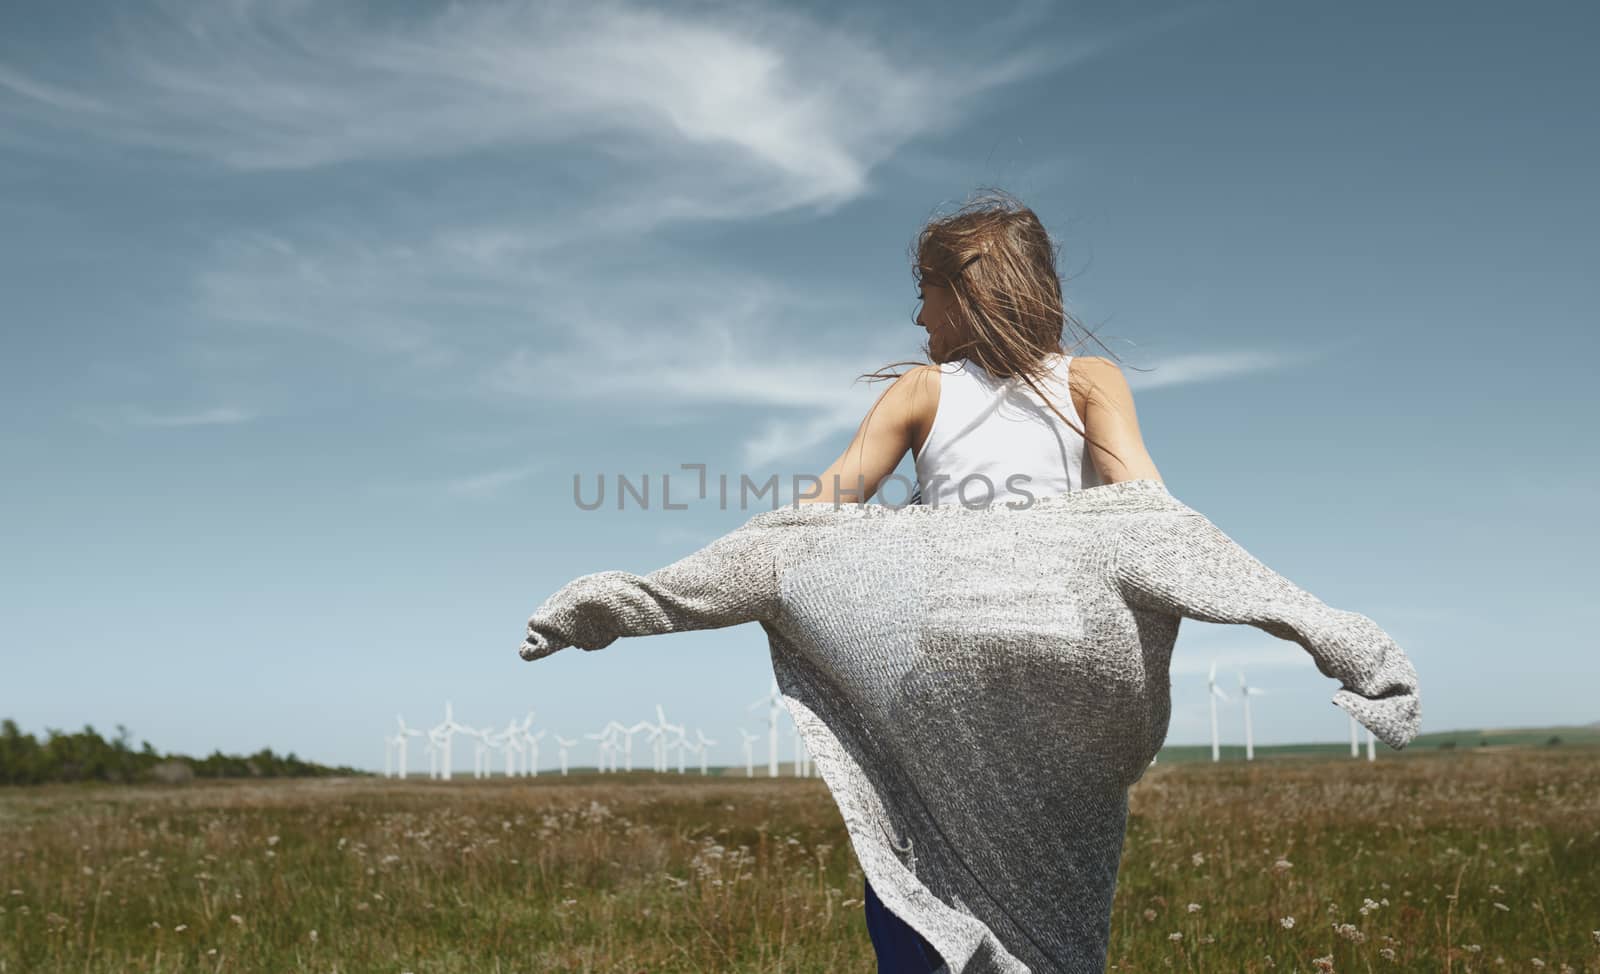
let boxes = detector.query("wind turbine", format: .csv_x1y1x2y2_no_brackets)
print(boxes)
1365,726,1376,762
554,735,577,775
747,677,783,777
643,721,665,773
424,728,442,779
738,728,759,778
1207,661,1230,762
469,725,496,778
517,713,543,776
496,718,523,776
1349,714,1360,757
1237,672,1268,761
694,729,717,775
390,716,422,779
681,734,703,776
432,700,470,781
427,723,456,779
584,726,613,773
653,705,686,773
623,720,653,772
668,730,695,773
510,711,534,776
524,728,547,775
603,721,628,772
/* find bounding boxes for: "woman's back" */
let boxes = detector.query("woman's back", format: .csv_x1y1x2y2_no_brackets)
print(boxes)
911,350,1103,507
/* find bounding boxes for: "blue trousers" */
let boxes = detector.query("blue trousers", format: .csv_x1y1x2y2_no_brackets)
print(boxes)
864,875,943,973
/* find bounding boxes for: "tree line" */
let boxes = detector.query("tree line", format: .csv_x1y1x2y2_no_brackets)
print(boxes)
0,719,367,786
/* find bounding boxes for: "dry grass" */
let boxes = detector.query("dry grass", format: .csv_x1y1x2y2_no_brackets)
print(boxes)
1,748,1597,972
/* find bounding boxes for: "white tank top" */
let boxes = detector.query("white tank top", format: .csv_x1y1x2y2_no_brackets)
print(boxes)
911,351,1103,507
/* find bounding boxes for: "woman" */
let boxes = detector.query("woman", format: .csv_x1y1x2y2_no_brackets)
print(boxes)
519,189,1421,973
798,189,1160,972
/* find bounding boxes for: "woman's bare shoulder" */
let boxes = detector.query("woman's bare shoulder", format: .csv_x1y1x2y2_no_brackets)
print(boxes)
1069,355,1134,403
893,364,942,457
1070,356,1162,480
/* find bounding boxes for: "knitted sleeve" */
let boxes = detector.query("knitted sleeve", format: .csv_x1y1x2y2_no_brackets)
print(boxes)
1114,512,1421,750
519,514,786,661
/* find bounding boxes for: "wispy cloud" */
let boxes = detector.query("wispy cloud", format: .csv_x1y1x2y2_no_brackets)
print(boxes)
5,0,1231,469
190,228,500,369
0,63,108,114
118,405,258,428
444,463,543,499
1120,350,1314,390
0,0,1154,230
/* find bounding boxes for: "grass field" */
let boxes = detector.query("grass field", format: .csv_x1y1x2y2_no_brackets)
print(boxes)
2,739,1597,973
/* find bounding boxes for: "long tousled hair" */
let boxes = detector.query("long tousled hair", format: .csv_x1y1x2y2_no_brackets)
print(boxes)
859,187,1135,475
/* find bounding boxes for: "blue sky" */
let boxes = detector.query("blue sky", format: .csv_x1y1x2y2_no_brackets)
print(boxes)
2,0,1595,775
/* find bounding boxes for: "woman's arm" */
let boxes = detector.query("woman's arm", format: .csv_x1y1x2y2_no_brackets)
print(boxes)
1075,357,1164,484
797,366,934,505
1114,511,1422,750
520,515,786,660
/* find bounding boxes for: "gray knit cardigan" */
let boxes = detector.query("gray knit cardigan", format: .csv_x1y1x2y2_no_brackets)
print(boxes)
519,478,1422,973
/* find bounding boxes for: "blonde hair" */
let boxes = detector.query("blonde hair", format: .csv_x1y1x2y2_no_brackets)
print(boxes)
860,187,1133,471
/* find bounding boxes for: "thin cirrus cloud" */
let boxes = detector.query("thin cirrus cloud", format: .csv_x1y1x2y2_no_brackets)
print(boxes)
3,0,1251,468
112,405,257,428
0,62,108,115
444,463,544,500
65,0,1133,382
0,0,1127,224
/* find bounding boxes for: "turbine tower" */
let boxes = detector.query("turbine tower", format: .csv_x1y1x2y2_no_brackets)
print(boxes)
694,729,717,775
584,726,613,773
738,728,759,778
432,700,470,780
1349,714,1360,757
623,720,653,772
524,728,547,775
469,725,495,778
390,716,422,779
1207,661,1230,762
653,705,685,773
517,713,542,776
1237,671,1268,761
644,722,665,773
554,735,577,776
670,729,694,773
424,728,442,779
747,677,783,777
603,721,628,771
496,718,523,777
511,711,534,776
